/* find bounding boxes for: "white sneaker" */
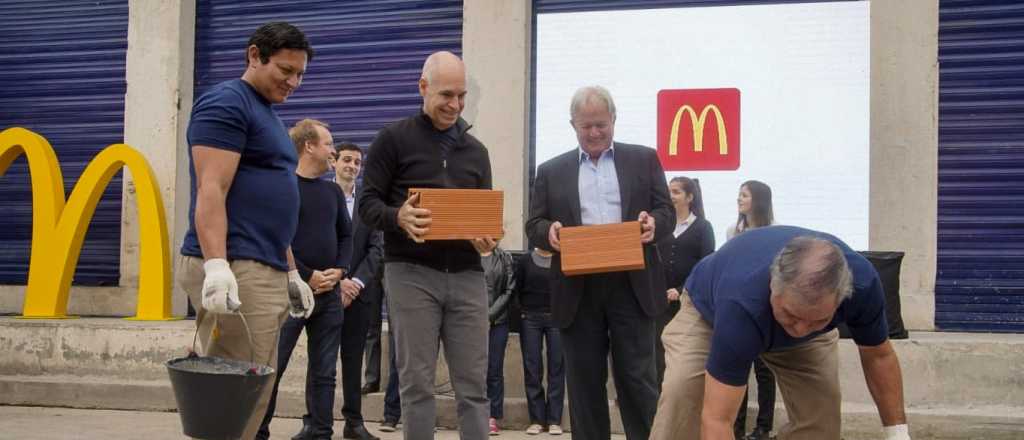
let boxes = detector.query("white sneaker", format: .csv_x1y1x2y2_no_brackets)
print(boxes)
548,424,563,435
525,424,543,435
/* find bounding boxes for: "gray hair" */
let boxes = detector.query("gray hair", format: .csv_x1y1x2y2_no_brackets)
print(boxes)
769,236,853,306
570,85,616,121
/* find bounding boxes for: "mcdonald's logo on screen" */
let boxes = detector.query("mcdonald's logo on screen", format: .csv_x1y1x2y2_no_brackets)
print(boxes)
657,88,740,171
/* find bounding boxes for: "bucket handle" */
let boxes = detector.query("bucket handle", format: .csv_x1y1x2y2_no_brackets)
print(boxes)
191,310,259,366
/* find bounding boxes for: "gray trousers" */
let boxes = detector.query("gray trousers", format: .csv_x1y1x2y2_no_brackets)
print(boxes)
385,262,489,440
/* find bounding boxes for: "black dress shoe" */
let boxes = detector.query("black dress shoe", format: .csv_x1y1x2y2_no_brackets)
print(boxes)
343,424,381,440
360,383,380,395
743,427,771,440
290,424,313,440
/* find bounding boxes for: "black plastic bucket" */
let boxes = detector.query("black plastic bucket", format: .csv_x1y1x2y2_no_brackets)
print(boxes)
166,312,275,440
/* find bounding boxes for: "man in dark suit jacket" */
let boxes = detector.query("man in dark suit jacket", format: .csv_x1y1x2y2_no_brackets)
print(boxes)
336,192,384,440
526,85,673,440
335,143,385,440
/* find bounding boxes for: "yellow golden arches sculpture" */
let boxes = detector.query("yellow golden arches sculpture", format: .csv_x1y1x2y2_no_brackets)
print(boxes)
667,104,728,156
0,127,173,320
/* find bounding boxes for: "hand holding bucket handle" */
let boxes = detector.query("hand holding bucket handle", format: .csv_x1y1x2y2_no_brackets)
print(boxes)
190,308,260,368
201,258,241,313
194,259,261,367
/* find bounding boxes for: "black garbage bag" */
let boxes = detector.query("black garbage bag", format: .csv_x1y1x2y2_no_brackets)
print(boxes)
838,251,909,340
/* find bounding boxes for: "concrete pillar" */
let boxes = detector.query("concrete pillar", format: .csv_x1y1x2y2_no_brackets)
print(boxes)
869,0,939,330
115,0,196,317
462,0,532,250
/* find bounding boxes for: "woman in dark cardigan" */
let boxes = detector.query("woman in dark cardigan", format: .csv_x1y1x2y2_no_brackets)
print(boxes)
654,176,715,386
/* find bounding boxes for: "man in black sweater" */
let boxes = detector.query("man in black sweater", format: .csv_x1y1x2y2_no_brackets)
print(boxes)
258,118,352,440
358,51,493,440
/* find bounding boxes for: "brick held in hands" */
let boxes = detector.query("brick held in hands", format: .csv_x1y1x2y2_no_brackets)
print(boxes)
409,188,504,240
559,221,645,276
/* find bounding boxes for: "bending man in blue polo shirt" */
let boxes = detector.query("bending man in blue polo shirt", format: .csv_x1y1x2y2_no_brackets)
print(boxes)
650,226,910,440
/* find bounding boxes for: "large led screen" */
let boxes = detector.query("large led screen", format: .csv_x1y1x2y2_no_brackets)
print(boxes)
534,1,870,248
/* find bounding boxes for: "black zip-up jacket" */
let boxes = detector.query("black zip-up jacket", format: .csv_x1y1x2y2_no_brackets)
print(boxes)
482,248,515,325
358,111,493,272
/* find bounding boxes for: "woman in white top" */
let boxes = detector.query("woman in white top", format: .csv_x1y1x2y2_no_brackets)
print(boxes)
728,179,777,440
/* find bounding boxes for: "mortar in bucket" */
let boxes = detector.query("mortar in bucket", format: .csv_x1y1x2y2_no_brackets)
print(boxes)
166,311,275,440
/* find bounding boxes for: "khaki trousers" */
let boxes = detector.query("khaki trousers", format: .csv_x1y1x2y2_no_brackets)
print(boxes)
178,255,290,440
650,293,842,440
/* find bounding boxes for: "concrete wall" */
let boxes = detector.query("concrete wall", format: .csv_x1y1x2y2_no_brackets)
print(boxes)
4,319,1023,437
120,0,196,318
462,0,533,250
868,0,939,330
119,0,195,317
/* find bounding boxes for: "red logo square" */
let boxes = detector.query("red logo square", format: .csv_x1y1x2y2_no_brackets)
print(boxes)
657,88,741,171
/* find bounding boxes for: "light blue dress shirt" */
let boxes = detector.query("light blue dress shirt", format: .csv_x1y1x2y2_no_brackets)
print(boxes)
578,145,621,225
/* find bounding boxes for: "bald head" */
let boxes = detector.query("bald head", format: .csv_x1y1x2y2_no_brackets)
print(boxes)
421,51,465,85
419,51,468,130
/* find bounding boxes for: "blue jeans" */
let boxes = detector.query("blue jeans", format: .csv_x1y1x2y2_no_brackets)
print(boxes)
383,319,402,423
487,323,510,418
520,312,565,425
257,293,344,440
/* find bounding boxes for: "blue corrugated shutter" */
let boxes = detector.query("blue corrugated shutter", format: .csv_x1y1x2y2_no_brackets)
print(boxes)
193,0,463,148
936,0,1024,332
0,0,128,285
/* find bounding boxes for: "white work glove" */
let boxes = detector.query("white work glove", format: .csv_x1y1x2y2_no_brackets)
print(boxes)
883,424,910,440
287,270,315,319
202,258,241,313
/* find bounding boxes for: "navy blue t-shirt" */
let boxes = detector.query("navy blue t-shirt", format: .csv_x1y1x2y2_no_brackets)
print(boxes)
180,79,299,271
684,225,888,386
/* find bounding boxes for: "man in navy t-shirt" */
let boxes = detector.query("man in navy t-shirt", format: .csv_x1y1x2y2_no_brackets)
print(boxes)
650,226,911,440
176,22,316,440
